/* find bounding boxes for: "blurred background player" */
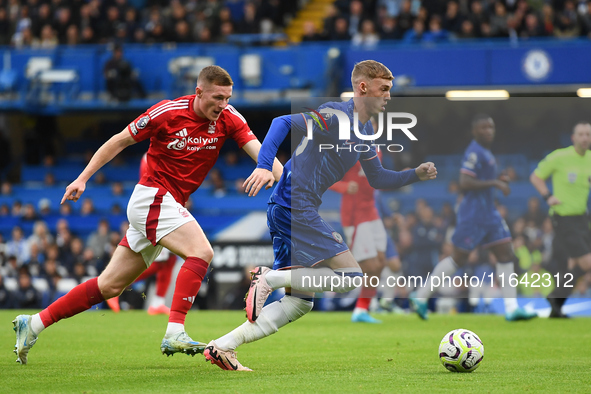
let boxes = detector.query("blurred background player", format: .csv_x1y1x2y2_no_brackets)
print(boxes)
203,60,437,371
530,122,591,318
12,66,283,365
106,153,176,315
410,114,537,322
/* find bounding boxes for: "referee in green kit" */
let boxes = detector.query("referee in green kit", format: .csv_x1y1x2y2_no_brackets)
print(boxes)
530,122,591,318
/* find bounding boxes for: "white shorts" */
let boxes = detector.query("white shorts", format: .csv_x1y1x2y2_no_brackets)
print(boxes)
343,219,388,262
121,184,194,266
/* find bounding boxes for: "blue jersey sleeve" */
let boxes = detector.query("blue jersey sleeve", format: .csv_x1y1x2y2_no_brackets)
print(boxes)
257,115,292,171
360,153,419,189
460,149,480,178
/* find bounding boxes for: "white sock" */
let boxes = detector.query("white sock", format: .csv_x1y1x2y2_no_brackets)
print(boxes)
265,270,291,289
215,296,313,351
353,307,366,314
165,322,184,337
291,267,362,293
415,256,458,300
496,262,519,314
31,313,45,335
150,295,166,308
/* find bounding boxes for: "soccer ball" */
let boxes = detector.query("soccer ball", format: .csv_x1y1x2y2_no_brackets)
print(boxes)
438,328,484,372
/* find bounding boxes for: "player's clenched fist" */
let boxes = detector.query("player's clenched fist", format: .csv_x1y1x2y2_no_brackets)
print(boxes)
415,162,437,181
61,179,86,204
244,168,275,197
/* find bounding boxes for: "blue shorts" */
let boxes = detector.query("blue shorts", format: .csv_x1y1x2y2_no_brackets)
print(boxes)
451,216,511,251
385,236,399,259
267,203,349,270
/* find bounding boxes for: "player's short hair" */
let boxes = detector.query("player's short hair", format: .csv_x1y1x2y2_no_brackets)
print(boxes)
197,65,233,87
351,60,394,87
573,122,591,133
471,113,492,129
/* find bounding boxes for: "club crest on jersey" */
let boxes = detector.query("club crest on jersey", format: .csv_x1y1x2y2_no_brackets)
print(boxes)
208,121,216,134
568,172,577,183
136,116,150,130
168,128,188,151
332,231,343,244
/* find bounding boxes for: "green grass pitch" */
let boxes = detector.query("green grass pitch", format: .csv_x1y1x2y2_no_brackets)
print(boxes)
2,310,590,393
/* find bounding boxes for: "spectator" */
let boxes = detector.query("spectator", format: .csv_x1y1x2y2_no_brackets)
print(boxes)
237,2,260,34
442,1,464,34
352,19,380,47
87,219,110,260
397,0,415,33
27,220,53,252
80,198,95,216
522,197,546,227
111,182,125,196
468,1,487,36
0,274,13,308
22,203,40,221
103,44,146,102
521,13,545,38
490,2,509,36
348,0,365,37
301,20,324,42
13,269,41,309
458,19,477,38
554,0,580,37
38,24,58,48
380,16,402,40
1,181,12,195
217,21,234,43
329,17,351,40
423,15,450,42
403,19,426,42
38,198,51,216
6,226,30,265
209,168,226,198
541,4,555,36
2,255,19,278
66,24,80,46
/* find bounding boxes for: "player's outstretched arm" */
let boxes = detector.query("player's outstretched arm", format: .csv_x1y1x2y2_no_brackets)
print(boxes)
242,139,284,196
61,129,136,204
361,155,437,189
459,173,510,196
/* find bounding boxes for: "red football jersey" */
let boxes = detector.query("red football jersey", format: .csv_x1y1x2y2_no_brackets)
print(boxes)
127,95,257,205
330,155,381,227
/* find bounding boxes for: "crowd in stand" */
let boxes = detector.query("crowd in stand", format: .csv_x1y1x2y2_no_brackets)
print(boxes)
315,0,591,45
1,0,296,47
1,0,590,49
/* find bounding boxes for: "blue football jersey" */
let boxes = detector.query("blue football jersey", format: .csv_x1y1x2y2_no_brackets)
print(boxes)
457,140,499,224
270,99,377,210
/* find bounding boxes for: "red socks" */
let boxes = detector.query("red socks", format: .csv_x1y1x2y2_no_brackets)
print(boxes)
39,277,104,328
169,257,209,324
355,287,377,311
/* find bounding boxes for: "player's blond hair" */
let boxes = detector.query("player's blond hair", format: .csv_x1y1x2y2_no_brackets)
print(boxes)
197,65,233,87
351,60,394,87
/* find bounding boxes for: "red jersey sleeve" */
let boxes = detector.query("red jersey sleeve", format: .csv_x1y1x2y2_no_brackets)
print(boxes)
127,100,170,142
224,104,257,148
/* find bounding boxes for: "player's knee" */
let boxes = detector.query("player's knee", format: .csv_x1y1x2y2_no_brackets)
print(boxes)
100,283,125,299
281,295,313,321
199,246,214,263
